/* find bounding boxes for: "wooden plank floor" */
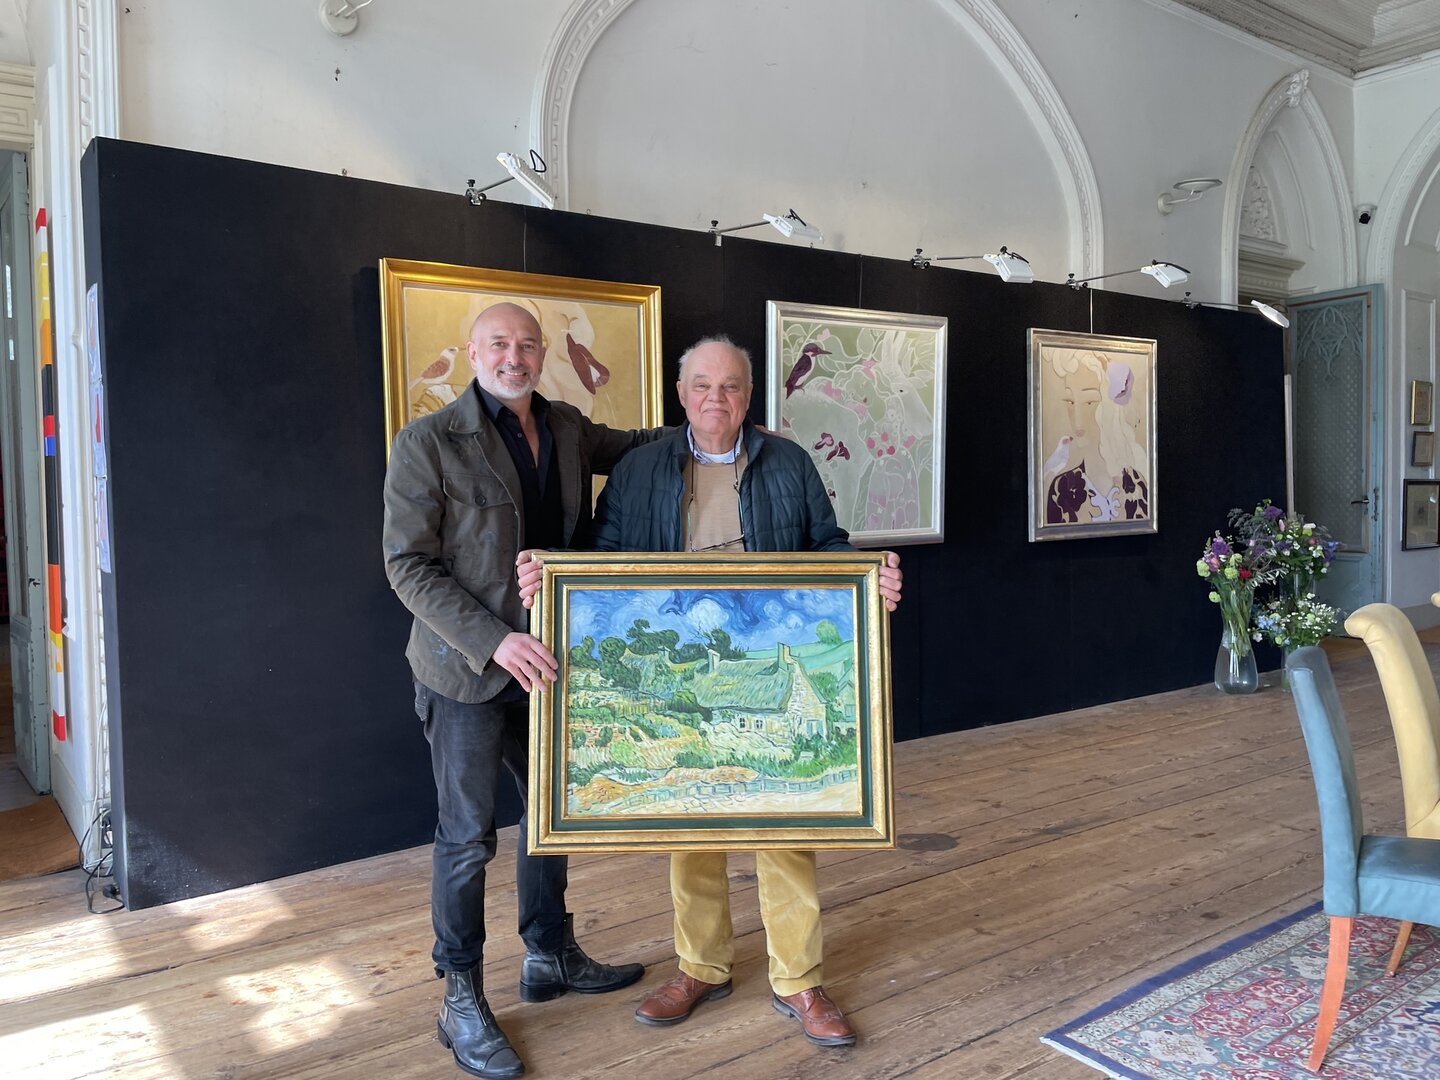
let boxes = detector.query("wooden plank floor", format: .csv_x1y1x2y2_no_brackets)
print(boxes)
0,640,1423,1079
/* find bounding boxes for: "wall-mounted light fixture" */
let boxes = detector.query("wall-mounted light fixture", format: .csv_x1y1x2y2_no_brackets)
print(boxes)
910,246,1033,283
1066,260,1190,290
1157,177,1222,215
1182,292,1290,328
319,0,375,36
709,209,822,247
465,151,556,209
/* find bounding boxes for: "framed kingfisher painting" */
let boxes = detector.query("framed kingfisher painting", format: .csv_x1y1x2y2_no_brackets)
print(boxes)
525,552,895,853
765,301,947,547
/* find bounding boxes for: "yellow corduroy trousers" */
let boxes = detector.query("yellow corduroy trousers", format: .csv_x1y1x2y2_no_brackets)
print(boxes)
670,849,823,996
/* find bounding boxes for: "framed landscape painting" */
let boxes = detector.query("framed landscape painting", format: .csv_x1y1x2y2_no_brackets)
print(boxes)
526,552,894,852
378,259,664,452
765,301,947,547
1027,328,1158,542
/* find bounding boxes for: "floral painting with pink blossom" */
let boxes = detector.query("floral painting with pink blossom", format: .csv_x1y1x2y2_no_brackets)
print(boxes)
766,302,947,546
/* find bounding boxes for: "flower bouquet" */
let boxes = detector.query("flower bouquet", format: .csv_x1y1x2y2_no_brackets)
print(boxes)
1229,500,1339,599
1254,594,1342,690
1196,532,1273,694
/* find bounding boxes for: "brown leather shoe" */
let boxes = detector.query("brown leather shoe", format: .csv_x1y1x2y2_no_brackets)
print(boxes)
634,970,732,1026
772,986,857,1047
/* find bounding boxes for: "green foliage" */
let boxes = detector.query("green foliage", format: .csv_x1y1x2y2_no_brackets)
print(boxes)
669,641,708,663
815,620,842,646
673,748,716,769
569,635,600,670
809,671,839,703
569,730,586,750
668,689,712,725
705,628,746,660
626,618,681,657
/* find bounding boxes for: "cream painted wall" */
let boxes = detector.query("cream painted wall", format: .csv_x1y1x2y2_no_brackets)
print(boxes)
1354,59,1440,616
996,0,1353,302
115,0,1349,296
119,0,570,197
565,0,1069,274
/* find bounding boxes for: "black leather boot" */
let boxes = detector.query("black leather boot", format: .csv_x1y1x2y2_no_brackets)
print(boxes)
519,914,645,1002
437,966,525,1079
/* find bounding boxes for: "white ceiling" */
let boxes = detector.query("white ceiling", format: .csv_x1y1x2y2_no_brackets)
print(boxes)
1172,0,1440,73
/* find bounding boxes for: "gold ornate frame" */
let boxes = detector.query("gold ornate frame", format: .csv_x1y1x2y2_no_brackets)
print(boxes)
527,552,894,853
378,259,664,452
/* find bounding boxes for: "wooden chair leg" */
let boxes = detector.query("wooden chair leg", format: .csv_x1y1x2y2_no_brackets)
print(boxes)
1386,921,1415,976
1309,915,1352,1073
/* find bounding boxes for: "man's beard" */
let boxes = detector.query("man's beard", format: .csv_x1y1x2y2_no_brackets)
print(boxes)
479,368,538,401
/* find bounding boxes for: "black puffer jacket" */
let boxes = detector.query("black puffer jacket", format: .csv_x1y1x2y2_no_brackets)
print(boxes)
593,422,851,553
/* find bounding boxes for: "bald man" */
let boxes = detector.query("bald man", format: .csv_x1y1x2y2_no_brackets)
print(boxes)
384,302,663,1079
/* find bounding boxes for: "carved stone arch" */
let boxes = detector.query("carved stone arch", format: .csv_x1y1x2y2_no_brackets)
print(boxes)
1221,69,1356,302
1367,102,1440,288
531,0,1104,277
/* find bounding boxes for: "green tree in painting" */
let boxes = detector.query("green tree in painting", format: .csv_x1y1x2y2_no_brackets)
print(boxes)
704,628,746,660
626,618,681,657
598,636,640,689
569,635,600,670
808,671,844,726
815,620,842,647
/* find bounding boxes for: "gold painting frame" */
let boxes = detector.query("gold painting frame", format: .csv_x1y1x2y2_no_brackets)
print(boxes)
379,259,664,451
527,551,894,853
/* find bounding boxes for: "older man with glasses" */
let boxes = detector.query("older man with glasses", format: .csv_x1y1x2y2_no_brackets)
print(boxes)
520,334,901,1046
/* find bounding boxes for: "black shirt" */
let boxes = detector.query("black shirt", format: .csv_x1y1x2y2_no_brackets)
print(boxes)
476,381,564,551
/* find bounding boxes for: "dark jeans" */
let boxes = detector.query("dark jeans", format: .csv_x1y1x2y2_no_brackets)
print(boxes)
417,680,568,973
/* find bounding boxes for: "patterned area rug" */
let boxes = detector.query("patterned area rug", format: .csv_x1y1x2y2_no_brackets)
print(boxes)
1042,904,1440,1078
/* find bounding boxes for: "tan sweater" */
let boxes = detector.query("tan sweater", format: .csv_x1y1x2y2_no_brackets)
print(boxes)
682,450,748,552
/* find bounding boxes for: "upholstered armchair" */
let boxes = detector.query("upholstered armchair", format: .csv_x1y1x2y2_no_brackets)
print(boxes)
1343,603,1440,840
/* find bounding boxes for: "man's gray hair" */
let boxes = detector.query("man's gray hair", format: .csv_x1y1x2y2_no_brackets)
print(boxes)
677,335,754,384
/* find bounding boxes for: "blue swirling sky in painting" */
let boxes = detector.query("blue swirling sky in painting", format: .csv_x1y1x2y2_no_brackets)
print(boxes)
566,587,854,651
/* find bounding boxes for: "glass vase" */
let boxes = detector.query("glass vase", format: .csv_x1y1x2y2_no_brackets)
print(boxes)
1214,586,1259,695
1283,569,1313,606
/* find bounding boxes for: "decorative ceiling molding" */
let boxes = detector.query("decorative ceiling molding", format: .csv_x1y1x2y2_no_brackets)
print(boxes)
532,0,1103,276
1221,70,1356,301
1168,0,1440,74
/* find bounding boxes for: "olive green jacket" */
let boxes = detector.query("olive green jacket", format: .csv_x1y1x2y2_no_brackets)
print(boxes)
383,382,659,703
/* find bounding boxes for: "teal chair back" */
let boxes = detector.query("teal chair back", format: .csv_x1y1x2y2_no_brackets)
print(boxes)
1285,645,1440,1069
1288,646,1364,915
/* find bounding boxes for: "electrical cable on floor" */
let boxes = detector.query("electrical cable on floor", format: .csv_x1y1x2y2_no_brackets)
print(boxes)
77,805,121,915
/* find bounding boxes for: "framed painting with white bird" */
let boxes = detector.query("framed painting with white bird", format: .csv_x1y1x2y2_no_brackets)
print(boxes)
378,259,664,456
765,301,948,547
1027,328,1157,542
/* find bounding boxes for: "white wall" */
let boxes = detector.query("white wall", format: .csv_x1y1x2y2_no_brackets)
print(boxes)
1355,59,1440,616
118,0,1354,297
997,0,1353,302
567,0,1070,272
120,0,569,200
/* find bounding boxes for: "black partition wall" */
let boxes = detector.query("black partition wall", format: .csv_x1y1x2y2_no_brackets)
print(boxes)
82,139,1284,908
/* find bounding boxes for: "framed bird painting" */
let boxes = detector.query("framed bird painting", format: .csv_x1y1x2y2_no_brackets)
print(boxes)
378,259,664,456
1027,328,1158,542
765,301,948,546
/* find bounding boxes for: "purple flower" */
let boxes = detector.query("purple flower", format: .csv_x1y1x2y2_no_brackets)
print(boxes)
1209,535,1232,558
1263,504,1284,521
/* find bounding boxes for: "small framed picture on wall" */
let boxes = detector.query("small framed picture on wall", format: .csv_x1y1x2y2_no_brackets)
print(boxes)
1412,380,1434,425
1403,480,1440,550
1415,431,1436,468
